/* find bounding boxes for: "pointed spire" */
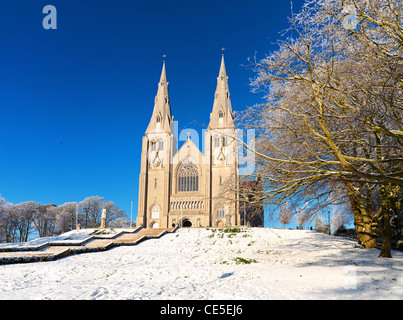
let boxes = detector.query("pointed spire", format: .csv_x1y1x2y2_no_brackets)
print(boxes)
219,48,227,78
208,50,235,130
146,57,173,134
160,55,167,85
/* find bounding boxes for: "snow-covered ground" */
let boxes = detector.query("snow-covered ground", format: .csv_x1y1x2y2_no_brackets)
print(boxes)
0,228,401,300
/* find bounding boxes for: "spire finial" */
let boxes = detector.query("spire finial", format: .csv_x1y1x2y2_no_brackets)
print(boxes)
221,48,225,56
159,55,167,84
163,54,166,62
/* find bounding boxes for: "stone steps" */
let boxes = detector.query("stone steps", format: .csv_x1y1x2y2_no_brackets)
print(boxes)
41,246,82,253
115,228,170,243
0,227,178,265
0,251,52,258
84,239,114,248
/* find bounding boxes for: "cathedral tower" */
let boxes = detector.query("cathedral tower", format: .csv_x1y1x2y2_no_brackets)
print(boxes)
205,52,239,227
137,59,176,228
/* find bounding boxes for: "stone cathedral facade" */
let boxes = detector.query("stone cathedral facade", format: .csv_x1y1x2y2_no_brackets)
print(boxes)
136,54,240,228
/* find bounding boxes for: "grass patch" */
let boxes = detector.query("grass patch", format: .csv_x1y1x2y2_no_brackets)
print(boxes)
210,228,245,233
223,228,243,233
233,257,258,264
91,229,114,235
218,257,258,265
209,228,248,239
105,270,117,278
247,241,256,246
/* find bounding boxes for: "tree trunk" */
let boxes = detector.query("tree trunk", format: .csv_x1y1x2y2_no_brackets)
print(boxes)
347,184,378,248
379,209,393,258
378,184,398,258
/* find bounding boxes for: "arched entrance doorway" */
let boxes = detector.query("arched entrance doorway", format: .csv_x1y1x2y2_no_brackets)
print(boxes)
217,221,225,228
181,219,192,228
152,222,159,228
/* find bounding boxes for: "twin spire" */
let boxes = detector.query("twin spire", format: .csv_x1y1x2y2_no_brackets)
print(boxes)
146,52,234,134
145,57,172,134
209,52,235,129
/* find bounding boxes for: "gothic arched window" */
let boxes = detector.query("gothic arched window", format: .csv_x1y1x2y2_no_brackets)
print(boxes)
217,204,225,218
151,204,160,219
178,163,199,192
214,136,220,148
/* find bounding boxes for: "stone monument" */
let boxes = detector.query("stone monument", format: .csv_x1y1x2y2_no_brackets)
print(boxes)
100,208,107,229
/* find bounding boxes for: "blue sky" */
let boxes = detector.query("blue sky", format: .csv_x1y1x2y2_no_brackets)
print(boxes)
0,0,306,227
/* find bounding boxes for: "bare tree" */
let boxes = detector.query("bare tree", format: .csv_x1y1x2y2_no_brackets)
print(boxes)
236,0,402,257
331,206,353,232
59,202,79,232
79,196,126,228
53,206,70,234
0,195,126,243
102,200,127,227
0,197,16,243
294,202,310,230
278,202,293,229
79,196,104,228
10,201,37,242
33,204,58,238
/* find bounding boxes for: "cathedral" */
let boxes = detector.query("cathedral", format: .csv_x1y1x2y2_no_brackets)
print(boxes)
136,54,241,228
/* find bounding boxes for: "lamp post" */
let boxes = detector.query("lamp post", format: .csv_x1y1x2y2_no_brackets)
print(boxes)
327,209,331,235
